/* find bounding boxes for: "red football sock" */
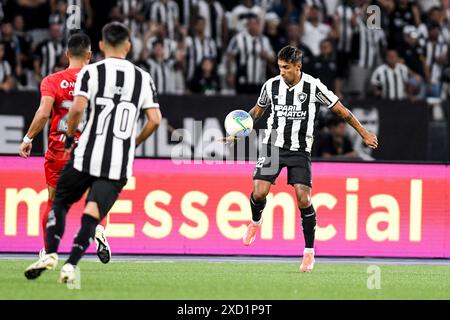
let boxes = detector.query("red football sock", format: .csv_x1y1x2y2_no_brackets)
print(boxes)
42,199,53,250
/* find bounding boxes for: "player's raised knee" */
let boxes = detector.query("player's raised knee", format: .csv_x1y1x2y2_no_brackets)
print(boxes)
296,191,312,208
252,182,270,201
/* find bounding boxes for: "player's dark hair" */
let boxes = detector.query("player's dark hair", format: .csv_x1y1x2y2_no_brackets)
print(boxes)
153,38,164,47
102,21,130,47
247,13,259,20
195,16,206,23
67,33,91,57
428,6,441,14
278,45,303,64
320,37,333,46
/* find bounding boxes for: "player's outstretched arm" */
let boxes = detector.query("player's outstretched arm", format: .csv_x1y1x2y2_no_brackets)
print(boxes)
136,107,162,147
331,101,378,149
248,103,267,124
19,96,54,158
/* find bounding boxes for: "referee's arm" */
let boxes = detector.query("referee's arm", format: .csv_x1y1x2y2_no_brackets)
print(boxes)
136,107,162,147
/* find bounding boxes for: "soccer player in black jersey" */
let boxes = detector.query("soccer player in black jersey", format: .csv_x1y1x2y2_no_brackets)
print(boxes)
241,45,378,272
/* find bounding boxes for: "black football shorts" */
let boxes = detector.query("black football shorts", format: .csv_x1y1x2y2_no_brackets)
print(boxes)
253,145,312,187
54,161,127,218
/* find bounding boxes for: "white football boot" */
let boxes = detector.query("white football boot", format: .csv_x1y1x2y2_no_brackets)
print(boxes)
24,253,58,280
95,225,111,264
58,263,76,284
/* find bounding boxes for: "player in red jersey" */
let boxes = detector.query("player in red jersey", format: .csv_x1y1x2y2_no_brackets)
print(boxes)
19,33,112,264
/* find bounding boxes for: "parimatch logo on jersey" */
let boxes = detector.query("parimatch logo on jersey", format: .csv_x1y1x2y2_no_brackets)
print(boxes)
275,105,307,119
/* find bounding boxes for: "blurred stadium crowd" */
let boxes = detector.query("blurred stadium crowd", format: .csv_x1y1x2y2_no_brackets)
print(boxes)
0,0,449,160
0,0,448,101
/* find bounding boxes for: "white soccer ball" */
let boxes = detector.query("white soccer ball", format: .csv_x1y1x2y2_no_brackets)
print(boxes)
224,110,253,137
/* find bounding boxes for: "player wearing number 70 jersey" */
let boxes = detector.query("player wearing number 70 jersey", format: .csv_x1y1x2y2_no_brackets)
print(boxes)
19,33,111,264
24,22,162,283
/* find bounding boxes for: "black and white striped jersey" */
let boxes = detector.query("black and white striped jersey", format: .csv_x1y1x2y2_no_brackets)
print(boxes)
66,0,89,26
185,35,217,80
257,73,339,153
197,0,225,50
116,0,144,35
352,18,386,69
73,58,159,180
0,60,12,84
423,40,448,84
67,0,84,11
145,36,178,61
140,57,176,94
176,0,198,27
146,0,180,40
335,2,354,53
36,40,64,78
417,23,450,47
370,63,409,100
227,31,274,86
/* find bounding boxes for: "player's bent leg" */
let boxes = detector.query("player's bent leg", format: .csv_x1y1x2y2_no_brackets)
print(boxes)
46,164,90,255
40,186,56,257
63,179,126,272
26,167,88,280
251,179,271,222
64,202,100,268
29,197,69,279
294,183,316,272
26,178,60,280
24,252,58,280
25,195,61,280
84,202,112,264
243,179,272,246
59,211,99,284
45,198,71,253
64,212,99,266
95,216,110,262
94,224,110,264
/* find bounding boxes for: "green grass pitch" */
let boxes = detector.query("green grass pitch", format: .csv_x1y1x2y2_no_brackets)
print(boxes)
1,259,450,299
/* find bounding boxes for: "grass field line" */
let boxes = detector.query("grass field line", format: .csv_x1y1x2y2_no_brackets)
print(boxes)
1,253,450,266
2,259,450,299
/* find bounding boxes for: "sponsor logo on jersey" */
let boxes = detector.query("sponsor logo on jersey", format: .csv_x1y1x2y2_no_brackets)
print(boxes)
275,104,307,118
60,80,76,89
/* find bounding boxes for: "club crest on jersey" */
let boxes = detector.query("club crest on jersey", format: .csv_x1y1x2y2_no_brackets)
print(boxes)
297,92,308,103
